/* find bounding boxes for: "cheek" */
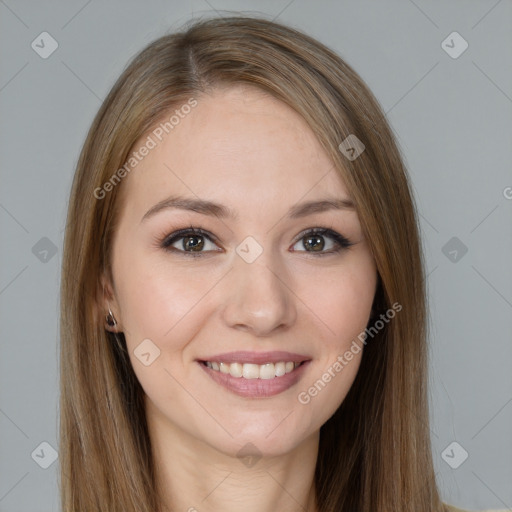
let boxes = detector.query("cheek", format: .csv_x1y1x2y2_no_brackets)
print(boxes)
291,261,375,418
296,264,376,346
113,256,210,408
113,249,214,350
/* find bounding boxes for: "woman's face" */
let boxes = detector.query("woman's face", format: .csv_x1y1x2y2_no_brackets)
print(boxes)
106,85,377,458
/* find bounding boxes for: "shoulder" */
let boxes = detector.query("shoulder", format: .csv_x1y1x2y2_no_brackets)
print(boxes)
444,503,512,512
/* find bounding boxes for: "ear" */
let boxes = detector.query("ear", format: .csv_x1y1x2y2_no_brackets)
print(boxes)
97,271,123,333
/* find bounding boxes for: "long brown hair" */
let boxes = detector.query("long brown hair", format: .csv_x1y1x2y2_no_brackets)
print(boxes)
60,15,445,512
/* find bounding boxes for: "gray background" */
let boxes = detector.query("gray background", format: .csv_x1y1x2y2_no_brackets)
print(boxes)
1,1,511,511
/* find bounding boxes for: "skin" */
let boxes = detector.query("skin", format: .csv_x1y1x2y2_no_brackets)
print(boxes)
102,85,378,512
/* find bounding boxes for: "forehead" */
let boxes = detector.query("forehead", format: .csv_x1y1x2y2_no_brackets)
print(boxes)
119,85,351,216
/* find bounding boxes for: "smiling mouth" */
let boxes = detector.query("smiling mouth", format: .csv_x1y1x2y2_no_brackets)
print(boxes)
200,360,307,379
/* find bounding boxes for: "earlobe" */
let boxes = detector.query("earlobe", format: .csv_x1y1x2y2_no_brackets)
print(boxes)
105,305,118,332
98,273,122,332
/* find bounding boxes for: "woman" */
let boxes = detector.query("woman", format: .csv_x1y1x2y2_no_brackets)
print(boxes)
59,15,494,512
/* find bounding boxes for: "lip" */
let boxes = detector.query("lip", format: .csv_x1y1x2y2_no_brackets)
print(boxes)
197,355,312,399
197,350,311,365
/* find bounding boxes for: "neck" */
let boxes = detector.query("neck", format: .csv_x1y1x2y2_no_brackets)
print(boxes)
147,404,319,512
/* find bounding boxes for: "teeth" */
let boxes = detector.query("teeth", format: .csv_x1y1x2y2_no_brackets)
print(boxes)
275,362,286,377
242,363,260,379
259,363,275,380
230,362,243,378
204,360,302,379
219,362,230,374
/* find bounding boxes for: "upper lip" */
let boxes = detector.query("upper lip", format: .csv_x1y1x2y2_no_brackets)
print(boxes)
198,351,311,365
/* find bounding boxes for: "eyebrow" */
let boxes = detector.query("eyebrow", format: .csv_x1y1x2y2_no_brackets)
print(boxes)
140,194,355,223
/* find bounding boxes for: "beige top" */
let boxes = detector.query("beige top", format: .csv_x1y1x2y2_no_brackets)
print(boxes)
445,503,512,512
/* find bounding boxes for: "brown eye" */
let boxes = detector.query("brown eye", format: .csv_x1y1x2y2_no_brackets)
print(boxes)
303,234,325,252
291,228,353,255
182,234,205,251
161,228,220,256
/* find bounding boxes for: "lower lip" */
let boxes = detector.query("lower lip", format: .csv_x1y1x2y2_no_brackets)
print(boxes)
197,361,311,398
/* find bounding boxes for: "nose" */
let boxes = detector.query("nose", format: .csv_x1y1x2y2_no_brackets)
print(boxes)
220,251,297,336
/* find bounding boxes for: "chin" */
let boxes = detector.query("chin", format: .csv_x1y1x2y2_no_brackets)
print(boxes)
203,419,311,461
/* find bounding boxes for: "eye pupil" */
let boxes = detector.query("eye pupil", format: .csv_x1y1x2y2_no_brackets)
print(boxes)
304,235,324,252
184,235,204,251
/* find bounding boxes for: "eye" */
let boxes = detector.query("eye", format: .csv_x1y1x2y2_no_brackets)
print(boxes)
290,228,353,255
159,226,353,258
160,227,220,257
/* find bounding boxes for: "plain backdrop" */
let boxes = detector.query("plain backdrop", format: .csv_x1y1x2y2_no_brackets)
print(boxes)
1,1,511,511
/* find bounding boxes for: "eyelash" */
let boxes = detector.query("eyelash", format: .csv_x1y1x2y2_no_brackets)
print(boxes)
158,226,353,258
